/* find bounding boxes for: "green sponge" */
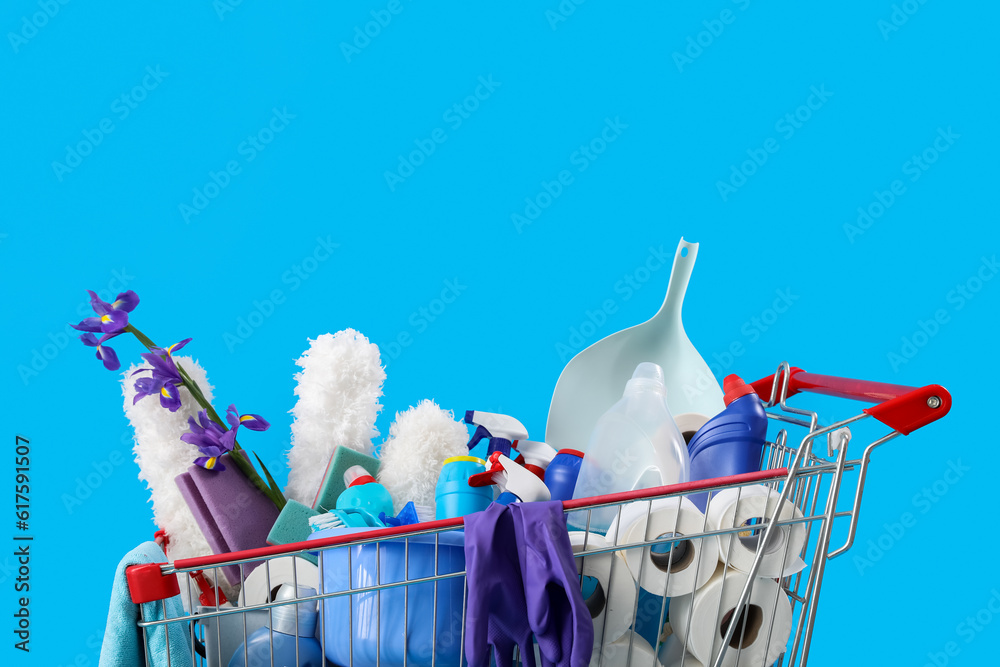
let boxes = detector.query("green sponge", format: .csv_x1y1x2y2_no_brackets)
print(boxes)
312,446,381,512
267,499,320,565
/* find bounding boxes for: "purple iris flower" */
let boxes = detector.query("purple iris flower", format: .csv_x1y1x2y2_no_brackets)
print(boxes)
225,404,270,432
80,332,122,371
131,338,192,412
181,410,237,471
73,290,139,334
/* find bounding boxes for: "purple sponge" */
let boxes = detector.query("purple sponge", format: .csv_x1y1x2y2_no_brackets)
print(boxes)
175,451,280,586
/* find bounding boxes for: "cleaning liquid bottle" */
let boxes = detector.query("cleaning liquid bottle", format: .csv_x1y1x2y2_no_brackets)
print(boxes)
228,585,323,667
336,465,395,520
686,374,769,510
570,362,690,533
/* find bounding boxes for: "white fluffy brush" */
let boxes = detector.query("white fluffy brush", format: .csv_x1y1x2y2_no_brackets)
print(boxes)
285,330,386,505
122,355,232,604
378,400,470,514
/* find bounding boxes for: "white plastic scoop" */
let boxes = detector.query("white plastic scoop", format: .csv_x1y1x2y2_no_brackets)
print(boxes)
545,238,725,452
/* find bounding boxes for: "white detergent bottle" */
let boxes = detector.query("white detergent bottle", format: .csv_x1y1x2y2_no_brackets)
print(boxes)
570,362,691,534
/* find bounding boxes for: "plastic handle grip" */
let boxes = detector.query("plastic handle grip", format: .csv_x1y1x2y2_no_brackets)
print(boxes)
751,367,951,435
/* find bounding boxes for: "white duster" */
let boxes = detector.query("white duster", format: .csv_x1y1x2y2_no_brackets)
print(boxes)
378,400,470,514
285,330,386,505
122,355,229,604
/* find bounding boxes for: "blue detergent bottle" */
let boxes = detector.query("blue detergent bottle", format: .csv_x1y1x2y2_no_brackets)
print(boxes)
687,374,769,511
336,465,395,518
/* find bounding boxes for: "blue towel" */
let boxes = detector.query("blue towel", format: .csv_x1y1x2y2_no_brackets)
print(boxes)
99,541,192,667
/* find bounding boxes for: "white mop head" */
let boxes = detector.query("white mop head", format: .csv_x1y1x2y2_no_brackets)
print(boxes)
378,400,470,514
285,330,386,505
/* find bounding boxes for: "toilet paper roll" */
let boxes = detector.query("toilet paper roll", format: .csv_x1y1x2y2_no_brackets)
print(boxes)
570,531,639,646
237,556,319,607
605,497,718,597
707,486,807,578
591,632,660,667
668,565,792,667
673,413,711,443
657,636,704,667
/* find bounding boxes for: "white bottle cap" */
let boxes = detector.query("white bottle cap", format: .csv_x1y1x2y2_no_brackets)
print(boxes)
625,362,667,394
343,465,374,487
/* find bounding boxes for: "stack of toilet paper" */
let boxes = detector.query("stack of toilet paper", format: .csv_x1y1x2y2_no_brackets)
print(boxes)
590,485,805,667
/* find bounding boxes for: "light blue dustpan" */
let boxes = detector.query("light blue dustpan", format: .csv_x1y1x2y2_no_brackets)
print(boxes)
545,238,725,453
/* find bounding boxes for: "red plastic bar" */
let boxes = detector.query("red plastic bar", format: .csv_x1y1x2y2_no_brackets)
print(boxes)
751,367,951,435
170,468,790,572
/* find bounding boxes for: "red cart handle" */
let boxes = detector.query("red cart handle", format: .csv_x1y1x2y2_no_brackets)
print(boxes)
750,367,951,435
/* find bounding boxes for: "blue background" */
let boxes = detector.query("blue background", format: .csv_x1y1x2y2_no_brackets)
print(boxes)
2,1,997,665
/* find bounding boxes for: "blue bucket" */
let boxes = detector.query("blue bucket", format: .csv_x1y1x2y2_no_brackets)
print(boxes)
308,528,466,667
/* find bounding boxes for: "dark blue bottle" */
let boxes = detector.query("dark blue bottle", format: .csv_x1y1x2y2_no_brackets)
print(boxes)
687,374,768,511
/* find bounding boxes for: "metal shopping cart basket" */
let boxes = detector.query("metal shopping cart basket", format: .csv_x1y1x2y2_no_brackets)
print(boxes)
124,363,952,667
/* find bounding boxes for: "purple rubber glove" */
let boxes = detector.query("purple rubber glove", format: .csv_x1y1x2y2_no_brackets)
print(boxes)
510,501,594,667
464,502,537,667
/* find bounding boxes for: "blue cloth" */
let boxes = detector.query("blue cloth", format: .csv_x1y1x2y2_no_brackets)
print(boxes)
464,501,593,667
99,541,192,667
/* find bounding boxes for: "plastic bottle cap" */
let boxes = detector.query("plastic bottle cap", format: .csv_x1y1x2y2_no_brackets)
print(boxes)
344,465,375,487
443,455,488,466
556,449,584,459
625,362,667,395
723,374,757,405
269,584,318,636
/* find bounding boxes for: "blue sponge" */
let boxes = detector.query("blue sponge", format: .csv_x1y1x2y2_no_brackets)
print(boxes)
267,499,320,565
312,447,381,512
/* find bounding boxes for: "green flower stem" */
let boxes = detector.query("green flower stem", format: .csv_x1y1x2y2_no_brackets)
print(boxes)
123,324,286,510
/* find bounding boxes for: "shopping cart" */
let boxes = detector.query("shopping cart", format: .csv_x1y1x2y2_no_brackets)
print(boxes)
124,362,951,667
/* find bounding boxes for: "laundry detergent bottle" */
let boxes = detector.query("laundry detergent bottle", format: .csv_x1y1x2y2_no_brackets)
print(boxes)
686,374,769,510
228,585,323,667
570,362,690,533
336,465,395,519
